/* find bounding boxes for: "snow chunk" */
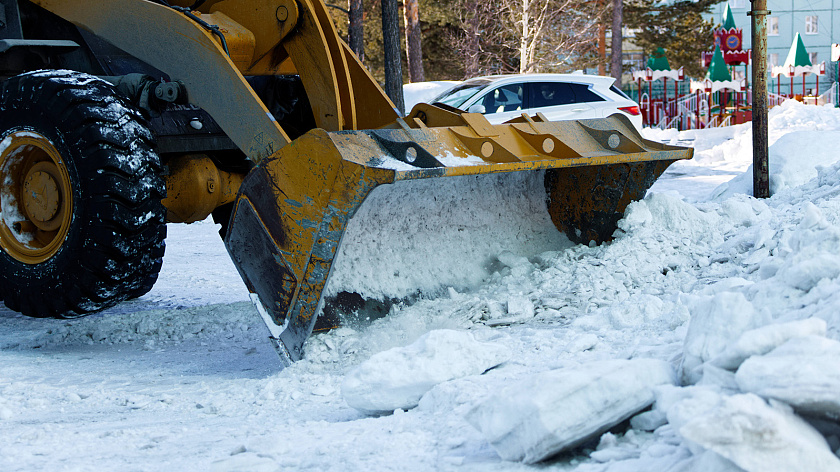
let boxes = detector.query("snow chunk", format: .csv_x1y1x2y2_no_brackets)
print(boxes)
505,295,534,319
435,150,485,167
709,318,826,370
618,193,719,241
630,409,668,432
736,335,840,420
464,359,675,463
779,254,840,292
679,393,840,472
681,292,769,384
341,329,510,415
719,196,771,227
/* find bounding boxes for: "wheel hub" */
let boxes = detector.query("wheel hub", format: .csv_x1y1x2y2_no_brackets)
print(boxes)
0,131,73,264
23,162,63,231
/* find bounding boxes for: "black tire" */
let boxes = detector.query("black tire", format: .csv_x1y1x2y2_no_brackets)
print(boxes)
0,70,166,318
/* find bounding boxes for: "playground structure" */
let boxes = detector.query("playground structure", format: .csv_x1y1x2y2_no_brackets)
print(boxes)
771,33,828,104
633,5,835,130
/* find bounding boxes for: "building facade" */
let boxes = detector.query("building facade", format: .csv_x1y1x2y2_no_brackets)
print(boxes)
708,0,840,95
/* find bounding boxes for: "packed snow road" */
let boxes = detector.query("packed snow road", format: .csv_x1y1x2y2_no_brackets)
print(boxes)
3,99,840,471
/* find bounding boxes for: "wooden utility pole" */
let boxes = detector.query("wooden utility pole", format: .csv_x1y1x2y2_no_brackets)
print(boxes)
750,0,770,198
381,0,405,114
349,0,364,62
404,0,425,82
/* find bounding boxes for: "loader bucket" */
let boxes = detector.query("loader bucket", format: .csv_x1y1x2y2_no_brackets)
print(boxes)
223,109,691,364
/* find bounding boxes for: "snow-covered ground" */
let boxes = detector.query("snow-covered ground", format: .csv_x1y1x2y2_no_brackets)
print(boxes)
3,98,840,471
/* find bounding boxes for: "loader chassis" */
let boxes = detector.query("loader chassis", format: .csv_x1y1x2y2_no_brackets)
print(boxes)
0,0,692,363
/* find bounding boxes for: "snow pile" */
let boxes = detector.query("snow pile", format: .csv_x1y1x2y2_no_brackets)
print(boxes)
328,116,840,465
714,129,840,198
341,329,510,414
465,359,675,463
647,100,840,202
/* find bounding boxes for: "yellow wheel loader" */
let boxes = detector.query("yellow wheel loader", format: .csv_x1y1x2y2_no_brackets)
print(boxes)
0,0,691,364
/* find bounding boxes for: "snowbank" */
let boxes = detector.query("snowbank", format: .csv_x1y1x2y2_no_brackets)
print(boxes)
647,100,840,202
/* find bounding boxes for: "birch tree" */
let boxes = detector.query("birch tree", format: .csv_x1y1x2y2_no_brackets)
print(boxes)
453,0,606,76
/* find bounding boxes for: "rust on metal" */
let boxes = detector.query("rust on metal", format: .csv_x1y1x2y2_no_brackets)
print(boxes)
545,160,675,244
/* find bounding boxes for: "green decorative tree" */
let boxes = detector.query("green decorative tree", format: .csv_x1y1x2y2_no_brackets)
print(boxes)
706,46,732,82
647,47,671,71
721,3,737,30
625,0,724,78
784,32,812,68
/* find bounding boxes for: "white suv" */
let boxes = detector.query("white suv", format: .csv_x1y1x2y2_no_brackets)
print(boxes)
430,73,642,130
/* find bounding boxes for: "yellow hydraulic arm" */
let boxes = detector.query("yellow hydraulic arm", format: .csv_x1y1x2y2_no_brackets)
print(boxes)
30,0,692,364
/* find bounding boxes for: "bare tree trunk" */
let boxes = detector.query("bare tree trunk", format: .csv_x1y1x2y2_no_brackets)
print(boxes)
457,0,486,77
381,0,405,114
349,0,365,62
610,0,623,81
404,0,425,82
598,20,606,75
519,0,530,73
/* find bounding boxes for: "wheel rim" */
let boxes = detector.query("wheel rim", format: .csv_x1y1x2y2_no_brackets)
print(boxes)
0,130,73,264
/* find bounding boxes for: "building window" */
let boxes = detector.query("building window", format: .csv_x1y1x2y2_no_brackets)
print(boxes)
806,16,819,34
768,17,779,36
728,0,745,8
769,53,779,68
809,52,818,65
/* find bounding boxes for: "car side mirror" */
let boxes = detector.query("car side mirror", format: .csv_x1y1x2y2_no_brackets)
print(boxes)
467,104,486,114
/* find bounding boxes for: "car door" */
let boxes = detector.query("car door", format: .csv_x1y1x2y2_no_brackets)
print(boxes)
525,82,601,121
469,83,525,124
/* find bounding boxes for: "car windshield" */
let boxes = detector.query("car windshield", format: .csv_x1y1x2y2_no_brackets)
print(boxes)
431,80,491,109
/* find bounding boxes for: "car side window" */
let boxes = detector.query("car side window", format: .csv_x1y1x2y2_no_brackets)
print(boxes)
568,84,606,103
530,82,576,107
530,82,607,107
479,84,523,114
